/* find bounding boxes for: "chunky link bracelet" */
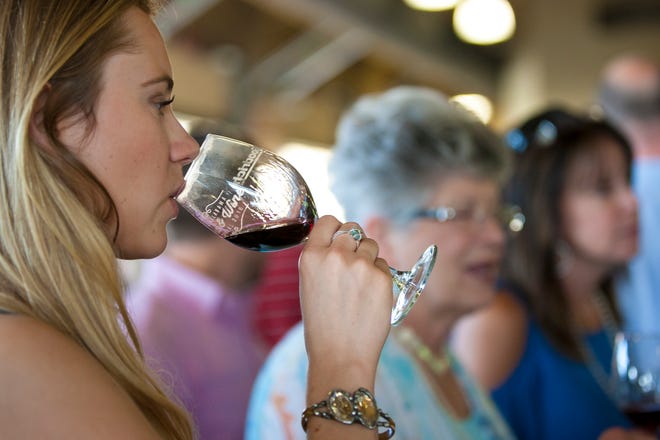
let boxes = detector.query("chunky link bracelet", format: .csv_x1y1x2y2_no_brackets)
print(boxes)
301,388,395,439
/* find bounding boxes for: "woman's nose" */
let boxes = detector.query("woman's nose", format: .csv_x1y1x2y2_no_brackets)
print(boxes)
171,122,200,166
481,215,506,246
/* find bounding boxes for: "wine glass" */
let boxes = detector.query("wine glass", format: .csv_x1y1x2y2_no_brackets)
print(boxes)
611,331,660,434
176,134,437,325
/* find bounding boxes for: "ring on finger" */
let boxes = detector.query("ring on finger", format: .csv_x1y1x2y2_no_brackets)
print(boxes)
331,227,364,251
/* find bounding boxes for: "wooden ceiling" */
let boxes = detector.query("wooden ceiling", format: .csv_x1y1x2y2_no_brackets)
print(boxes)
158,0,660,147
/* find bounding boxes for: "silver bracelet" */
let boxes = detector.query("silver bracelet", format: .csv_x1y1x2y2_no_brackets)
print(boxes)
301,388,395,439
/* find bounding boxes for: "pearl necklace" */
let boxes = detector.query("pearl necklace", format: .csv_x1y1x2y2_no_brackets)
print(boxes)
394,327,451,375
394,327,504,429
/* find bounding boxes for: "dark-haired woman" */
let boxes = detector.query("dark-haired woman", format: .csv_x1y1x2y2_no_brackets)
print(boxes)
453,108,639,439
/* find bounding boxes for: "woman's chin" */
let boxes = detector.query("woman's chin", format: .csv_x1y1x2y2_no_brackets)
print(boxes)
115,235,167,260
462,284,497,311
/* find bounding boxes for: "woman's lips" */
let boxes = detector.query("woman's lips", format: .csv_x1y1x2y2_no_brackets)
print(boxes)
171,180,186,199
465,261,500,284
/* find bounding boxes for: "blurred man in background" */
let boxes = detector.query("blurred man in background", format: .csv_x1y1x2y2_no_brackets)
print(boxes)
598,54,660,334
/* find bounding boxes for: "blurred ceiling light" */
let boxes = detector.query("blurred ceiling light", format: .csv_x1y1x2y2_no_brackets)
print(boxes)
450,93,493,124
278,142,344,219
453,0,516,45
403,0,459,12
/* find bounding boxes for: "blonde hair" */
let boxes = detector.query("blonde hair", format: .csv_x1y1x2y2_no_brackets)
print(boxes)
0,1,194,438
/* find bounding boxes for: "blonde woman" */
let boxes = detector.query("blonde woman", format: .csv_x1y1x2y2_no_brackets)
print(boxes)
0,1,393,439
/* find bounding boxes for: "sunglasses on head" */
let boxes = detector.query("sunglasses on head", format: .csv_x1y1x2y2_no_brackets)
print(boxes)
505,108,588,153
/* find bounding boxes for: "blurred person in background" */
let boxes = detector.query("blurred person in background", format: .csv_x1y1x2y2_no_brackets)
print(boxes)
127,195,268,440
252,245,303,349
127,125,268,440
453,108,639,439
597,54,660,335
245,85,518,439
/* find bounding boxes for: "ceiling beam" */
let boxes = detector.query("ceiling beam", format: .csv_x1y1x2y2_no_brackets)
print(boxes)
274,28,372,101
244,0,498,96
596,0,660,28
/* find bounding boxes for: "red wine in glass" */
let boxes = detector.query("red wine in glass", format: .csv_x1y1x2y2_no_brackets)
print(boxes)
611,332,660,436
176,134,437,325
226,221,315,252
622,403,660,433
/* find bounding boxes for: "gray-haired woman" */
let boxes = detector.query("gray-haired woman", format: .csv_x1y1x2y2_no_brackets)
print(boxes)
246,85,518,439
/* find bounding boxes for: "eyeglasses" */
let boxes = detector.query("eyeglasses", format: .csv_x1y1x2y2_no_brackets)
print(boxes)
505,108,587,153
411,204,526,233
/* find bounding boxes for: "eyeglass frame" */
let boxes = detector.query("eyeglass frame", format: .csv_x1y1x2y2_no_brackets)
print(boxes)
409,204,525,233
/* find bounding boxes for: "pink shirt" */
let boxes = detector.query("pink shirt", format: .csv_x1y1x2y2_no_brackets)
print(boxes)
127,255,266,440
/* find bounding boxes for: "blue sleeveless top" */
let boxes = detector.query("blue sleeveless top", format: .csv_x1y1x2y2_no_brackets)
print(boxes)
493,318,631,440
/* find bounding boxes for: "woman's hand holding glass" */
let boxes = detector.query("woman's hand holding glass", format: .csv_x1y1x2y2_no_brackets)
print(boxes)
299,216,394,439
300,216,393,385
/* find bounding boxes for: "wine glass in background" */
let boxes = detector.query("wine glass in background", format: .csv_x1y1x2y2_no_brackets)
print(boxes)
611,331,660,435
176,134,438,326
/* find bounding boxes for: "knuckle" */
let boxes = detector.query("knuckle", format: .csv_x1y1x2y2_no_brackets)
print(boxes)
319,215,341,228
361,237,379,252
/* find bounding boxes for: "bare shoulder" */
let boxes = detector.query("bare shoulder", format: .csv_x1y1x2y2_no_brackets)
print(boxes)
451,291,528,390
0,314,159,439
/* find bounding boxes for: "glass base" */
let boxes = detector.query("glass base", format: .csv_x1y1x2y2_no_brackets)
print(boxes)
389,244,438,326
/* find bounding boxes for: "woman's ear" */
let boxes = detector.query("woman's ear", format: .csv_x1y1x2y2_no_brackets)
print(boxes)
29,84,52,150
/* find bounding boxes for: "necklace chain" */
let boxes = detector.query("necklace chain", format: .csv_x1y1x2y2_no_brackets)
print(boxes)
578,290,619,402
591,290,619,340
393,327,451,375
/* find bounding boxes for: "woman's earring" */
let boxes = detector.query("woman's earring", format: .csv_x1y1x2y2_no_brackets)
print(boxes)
555,240,574,278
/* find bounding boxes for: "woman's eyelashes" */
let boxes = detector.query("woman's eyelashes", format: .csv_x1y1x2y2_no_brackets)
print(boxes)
155,95,175,114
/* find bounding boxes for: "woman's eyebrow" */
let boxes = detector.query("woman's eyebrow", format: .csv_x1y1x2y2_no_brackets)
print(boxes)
141,75,173,91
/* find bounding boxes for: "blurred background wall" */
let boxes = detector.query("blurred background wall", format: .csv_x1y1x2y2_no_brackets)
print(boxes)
159,0,659,138
157,0,659,214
